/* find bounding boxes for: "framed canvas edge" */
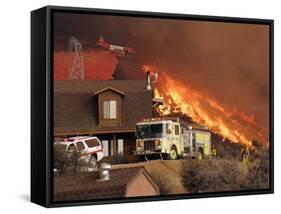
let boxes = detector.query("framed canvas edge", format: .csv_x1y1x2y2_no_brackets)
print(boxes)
45,5,274,24
46,6,53,207
31,7,48,207
32,5,274,208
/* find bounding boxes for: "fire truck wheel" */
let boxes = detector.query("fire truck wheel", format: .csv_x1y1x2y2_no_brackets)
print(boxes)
168,146,178,160
197,149,203,160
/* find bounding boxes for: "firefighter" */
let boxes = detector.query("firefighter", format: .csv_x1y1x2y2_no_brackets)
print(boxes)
254,147,260,160
211,144,217,159
253,146,261,165
241,144,249,163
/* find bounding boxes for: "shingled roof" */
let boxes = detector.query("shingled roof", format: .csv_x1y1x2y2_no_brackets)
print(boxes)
54,167,159,201
54,80,149,93
54,80,153,135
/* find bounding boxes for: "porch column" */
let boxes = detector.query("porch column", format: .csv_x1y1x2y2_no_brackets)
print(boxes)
113,134,117,156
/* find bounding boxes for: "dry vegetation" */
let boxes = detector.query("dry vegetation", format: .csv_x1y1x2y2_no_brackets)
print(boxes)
54,139,270,195
182,157,270,193
53,145,93,175
140,155,269,195
53,144,79,174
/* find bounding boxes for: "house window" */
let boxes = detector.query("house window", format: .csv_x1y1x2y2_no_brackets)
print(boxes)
102,140,109,157
103,100,117,119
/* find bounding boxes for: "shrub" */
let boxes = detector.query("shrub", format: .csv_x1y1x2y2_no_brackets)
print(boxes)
215,141,242,160
111,153,129,164
53,145,81,175
244,150,270,190
182,159,243,193
182,157,269,193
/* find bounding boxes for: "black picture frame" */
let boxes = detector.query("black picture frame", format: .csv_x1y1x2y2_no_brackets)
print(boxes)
31,5,274,208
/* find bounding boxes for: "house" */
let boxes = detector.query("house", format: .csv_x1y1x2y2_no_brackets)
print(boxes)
54,167,160,201
54,76,155,161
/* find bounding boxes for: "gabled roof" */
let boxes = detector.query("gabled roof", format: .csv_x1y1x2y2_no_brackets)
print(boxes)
54,80,148,94
94,86,125,96
54,80,153,134
54,167,159,201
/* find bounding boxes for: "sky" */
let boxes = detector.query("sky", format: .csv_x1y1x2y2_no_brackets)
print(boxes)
53,12,270,143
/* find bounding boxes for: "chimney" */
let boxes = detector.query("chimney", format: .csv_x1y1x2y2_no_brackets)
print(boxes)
98,163,111,181
146,70,151,90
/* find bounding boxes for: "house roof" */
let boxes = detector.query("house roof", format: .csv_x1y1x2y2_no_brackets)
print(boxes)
54,80,148,94
54,167,159,201
94,86,125,96
54,80,153,135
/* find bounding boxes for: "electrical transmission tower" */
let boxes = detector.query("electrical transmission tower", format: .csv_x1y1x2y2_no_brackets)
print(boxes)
68,37,85,80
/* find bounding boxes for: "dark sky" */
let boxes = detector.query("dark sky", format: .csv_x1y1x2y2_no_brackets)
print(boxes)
53,12,270,139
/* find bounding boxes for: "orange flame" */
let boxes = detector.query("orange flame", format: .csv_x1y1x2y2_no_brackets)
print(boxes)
142,64,157,75
143,65,268,147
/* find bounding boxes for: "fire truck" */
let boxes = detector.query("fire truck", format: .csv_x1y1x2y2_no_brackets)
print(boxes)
135,118,211,160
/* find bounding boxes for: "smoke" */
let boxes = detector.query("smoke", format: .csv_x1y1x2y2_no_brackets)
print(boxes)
53,12,270,141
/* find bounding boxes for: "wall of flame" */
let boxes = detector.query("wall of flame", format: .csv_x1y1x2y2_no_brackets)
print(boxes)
147,65,269,146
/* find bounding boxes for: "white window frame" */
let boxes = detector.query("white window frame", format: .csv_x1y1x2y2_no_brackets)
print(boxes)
117,139,124,155
103,100,117,119
102,140,109,157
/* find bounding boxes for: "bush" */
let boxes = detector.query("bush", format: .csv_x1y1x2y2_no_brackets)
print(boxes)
182,159,242,193
215,141,242,160
53,145,81,175
182,157,269,193
244,150,270,190
111,153,129,164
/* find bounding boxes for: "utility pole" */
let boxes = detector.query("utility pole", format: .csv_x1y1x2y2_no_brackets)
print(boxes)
68,37,85,80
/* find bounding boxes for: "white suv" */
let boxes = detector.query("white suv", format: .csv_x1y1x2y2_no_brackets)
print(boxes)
54,136,104,168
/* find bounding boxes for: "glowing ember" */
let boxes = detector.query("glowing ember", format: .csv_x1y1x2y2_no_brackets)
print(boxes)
143,65,268,147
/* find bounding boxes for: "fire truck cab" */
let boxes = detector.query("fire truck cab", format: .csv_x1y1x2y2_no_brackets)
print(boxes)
135,118,211,160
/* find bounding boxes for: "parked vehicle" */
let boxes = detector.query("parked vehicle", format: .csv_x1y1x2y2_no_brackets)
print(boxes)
135,118,211,160
54,136,104,170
